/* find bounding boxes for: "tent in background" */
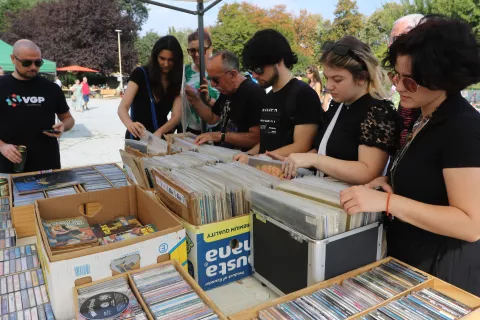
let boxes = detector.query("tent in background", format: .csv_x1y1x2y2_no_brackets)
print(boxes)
0,40,56,73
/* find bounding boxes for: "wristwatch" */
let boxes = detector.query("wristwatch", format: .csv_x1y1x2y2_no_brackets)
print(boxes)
220,132,226,143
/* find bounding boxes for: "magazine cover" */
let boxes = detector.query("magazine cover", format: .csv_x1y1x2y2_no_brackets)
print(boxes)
100,224,158,245
91,215,142,239
42,216,97,248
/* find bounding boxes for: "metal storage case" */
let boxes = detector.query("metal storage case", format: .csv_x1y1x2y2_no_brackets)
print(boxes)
251,211,383,295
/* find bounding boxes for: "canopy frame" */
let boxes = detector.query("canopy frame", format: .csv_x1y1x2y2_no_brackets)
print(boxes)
139,0,222,132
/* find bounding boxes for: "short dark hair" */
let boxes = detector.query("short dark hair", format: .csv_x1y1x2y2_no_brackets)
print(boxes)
384,15,480,94
187,29,212,48
211,50,239,71
242,29,298,70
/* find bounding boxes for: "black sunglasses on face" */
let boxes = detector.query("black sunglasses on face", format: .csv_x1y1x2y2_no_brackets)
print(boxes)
14,55,44,68
247,66,264,76
187,46,211,56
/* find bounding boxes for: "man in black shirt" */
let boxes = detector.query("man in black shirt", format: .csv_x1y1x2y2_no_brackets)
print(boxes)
0,40,74,173
186,50,263,150
234,29,323,163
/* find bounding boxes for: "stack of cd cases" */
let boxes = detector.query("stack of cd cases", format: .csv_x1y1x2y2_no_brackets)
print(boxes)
131,264,220,319
255,260,429,320
76,276,147,320
0,245,54,319
93,164,128,188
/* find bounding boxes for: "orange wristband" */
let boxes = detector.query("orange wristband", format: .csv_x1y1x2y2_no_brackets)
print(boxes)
386,193,392,216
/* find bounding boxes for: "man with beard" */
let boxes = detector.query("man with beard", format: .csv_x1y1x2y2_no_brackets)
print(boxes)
188,50,264,150
0,40,74,173
234,29,323,163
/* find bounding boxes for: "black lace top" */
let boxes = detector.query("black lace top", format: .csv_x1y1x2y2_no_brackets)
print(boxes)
313,93,399,160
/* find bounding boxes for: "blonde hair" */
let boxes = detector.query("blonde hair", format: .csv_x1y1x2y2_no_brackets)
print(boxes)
320,36,388,100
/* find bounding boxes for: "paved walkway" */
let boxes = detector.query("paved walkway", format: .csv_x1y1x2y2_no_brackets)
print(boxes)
60,98,125,168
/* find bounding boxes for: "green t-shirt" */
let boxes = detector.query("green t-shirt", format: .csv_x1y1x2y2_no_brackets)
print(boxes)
185,64,220,131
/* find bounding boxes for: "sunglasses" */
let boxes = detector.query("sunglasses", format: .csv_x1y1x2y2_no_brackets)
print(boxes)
187,46,211,56
247,66,264,76
388,71,419,93
210,70,232,85
14,55,44,68
321,41,366,69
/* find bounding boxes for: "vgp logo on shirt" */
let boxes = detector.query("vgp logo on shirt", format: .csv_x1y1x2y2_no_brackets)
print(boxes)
6,94,45,107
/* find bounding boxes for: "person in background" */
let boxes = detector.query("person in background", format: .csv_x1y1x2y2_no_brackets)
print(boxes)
306,65,323,101
183,29,219,135
81,77,90,111
0,66,4,76
0,39,74,173
187,50,264,150
340,16,480,295
118,35,183,139
234,29,322,163
270,36,398,185
70,79,83,112
390,14,424,146
54,76,62,87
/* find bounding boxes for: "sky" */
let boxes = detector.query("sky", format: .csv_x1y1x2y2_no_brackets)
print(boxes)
141,0,391,35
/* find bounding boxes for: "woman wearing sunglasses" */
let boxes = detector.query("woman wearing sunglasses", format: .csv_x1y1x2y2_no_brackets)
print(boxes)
118,36,183,139
183,29,220,134
270,36,398,185
340,17,480,295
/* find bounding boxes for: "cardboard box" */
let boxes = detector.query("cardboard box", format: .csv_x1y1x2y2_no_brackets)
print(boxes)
73,260,228,320
10,164,128,238
120,149,156,190
35,186,187,319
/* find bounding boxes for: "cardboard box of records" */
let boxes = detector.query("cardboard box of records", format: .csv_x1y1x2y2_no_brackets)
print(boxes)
74,259,227,320
9,163,130,238
152,169,253,291
34,185,188,319
228,257,480,320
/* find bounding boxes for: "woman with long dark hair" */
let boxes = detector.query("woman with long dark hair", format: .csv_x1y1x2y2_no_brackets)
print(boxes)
118,35,183,139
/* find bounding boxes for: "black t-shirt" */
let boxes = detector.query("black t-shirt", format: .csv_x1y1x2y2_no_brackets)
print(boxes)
313,94,398,159
211,78,263,135
259,79,323,153
126,67,175,138
0,74,70,173
387,93,480,295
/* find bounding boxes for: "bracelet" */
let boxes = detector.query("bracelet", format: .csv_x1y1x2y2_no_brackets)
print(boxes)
386,193,392,216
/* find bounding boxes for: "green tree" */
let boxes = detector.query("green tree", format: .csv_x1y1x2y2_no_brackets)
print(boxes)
135,30,161,66
0,0,38,32
118,0,149,29
327,0,365,41
168,26,194,64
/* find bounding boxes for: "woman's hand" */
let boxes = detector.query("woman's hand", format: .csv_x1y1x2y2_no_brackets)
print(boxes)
282,153,318,179
127,121,145,139
340,186,388,215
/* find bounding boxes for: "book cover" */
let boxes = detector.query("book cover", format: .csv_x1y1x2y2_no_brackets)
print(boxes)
42,217,97,248
100,224,158,245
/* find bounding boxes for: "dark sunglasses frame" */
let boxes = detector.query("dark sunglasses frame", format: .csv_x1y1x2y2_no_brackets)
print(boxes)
247,66,264,76
187,46,211,56
388,71,419,93
14,55,44,68
209,70,232,85
321,41,367,69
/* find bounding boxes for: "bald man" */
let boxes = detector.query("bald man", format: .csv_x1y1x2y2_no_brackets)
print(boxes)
0,39,75,173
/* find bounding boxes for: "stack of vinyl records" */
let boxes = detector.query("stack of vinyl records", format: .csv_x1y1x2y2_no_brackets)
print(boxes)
93,164,128,188
158,162,280,224
248,186,347,240
73,167,113,192
362,288,474,320
0,245,55,319
131,264,219,319
257,260,429,320
140,130,170,154
170,134,199,152
197,144,240,163
77,277,147,320
248,157,314,179
143,151,219,172
276,176,382,230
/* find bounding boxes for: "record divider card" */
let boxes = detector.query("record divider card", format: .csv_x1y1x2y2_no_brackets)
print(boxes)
73,259,227,320
228,257,480,320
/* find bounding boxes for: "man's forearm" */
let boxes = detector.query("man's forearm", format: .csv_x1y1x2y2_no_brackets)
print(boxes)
247,143,260,155
225,132,259,149
191,99,218,125
62,116,75,132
